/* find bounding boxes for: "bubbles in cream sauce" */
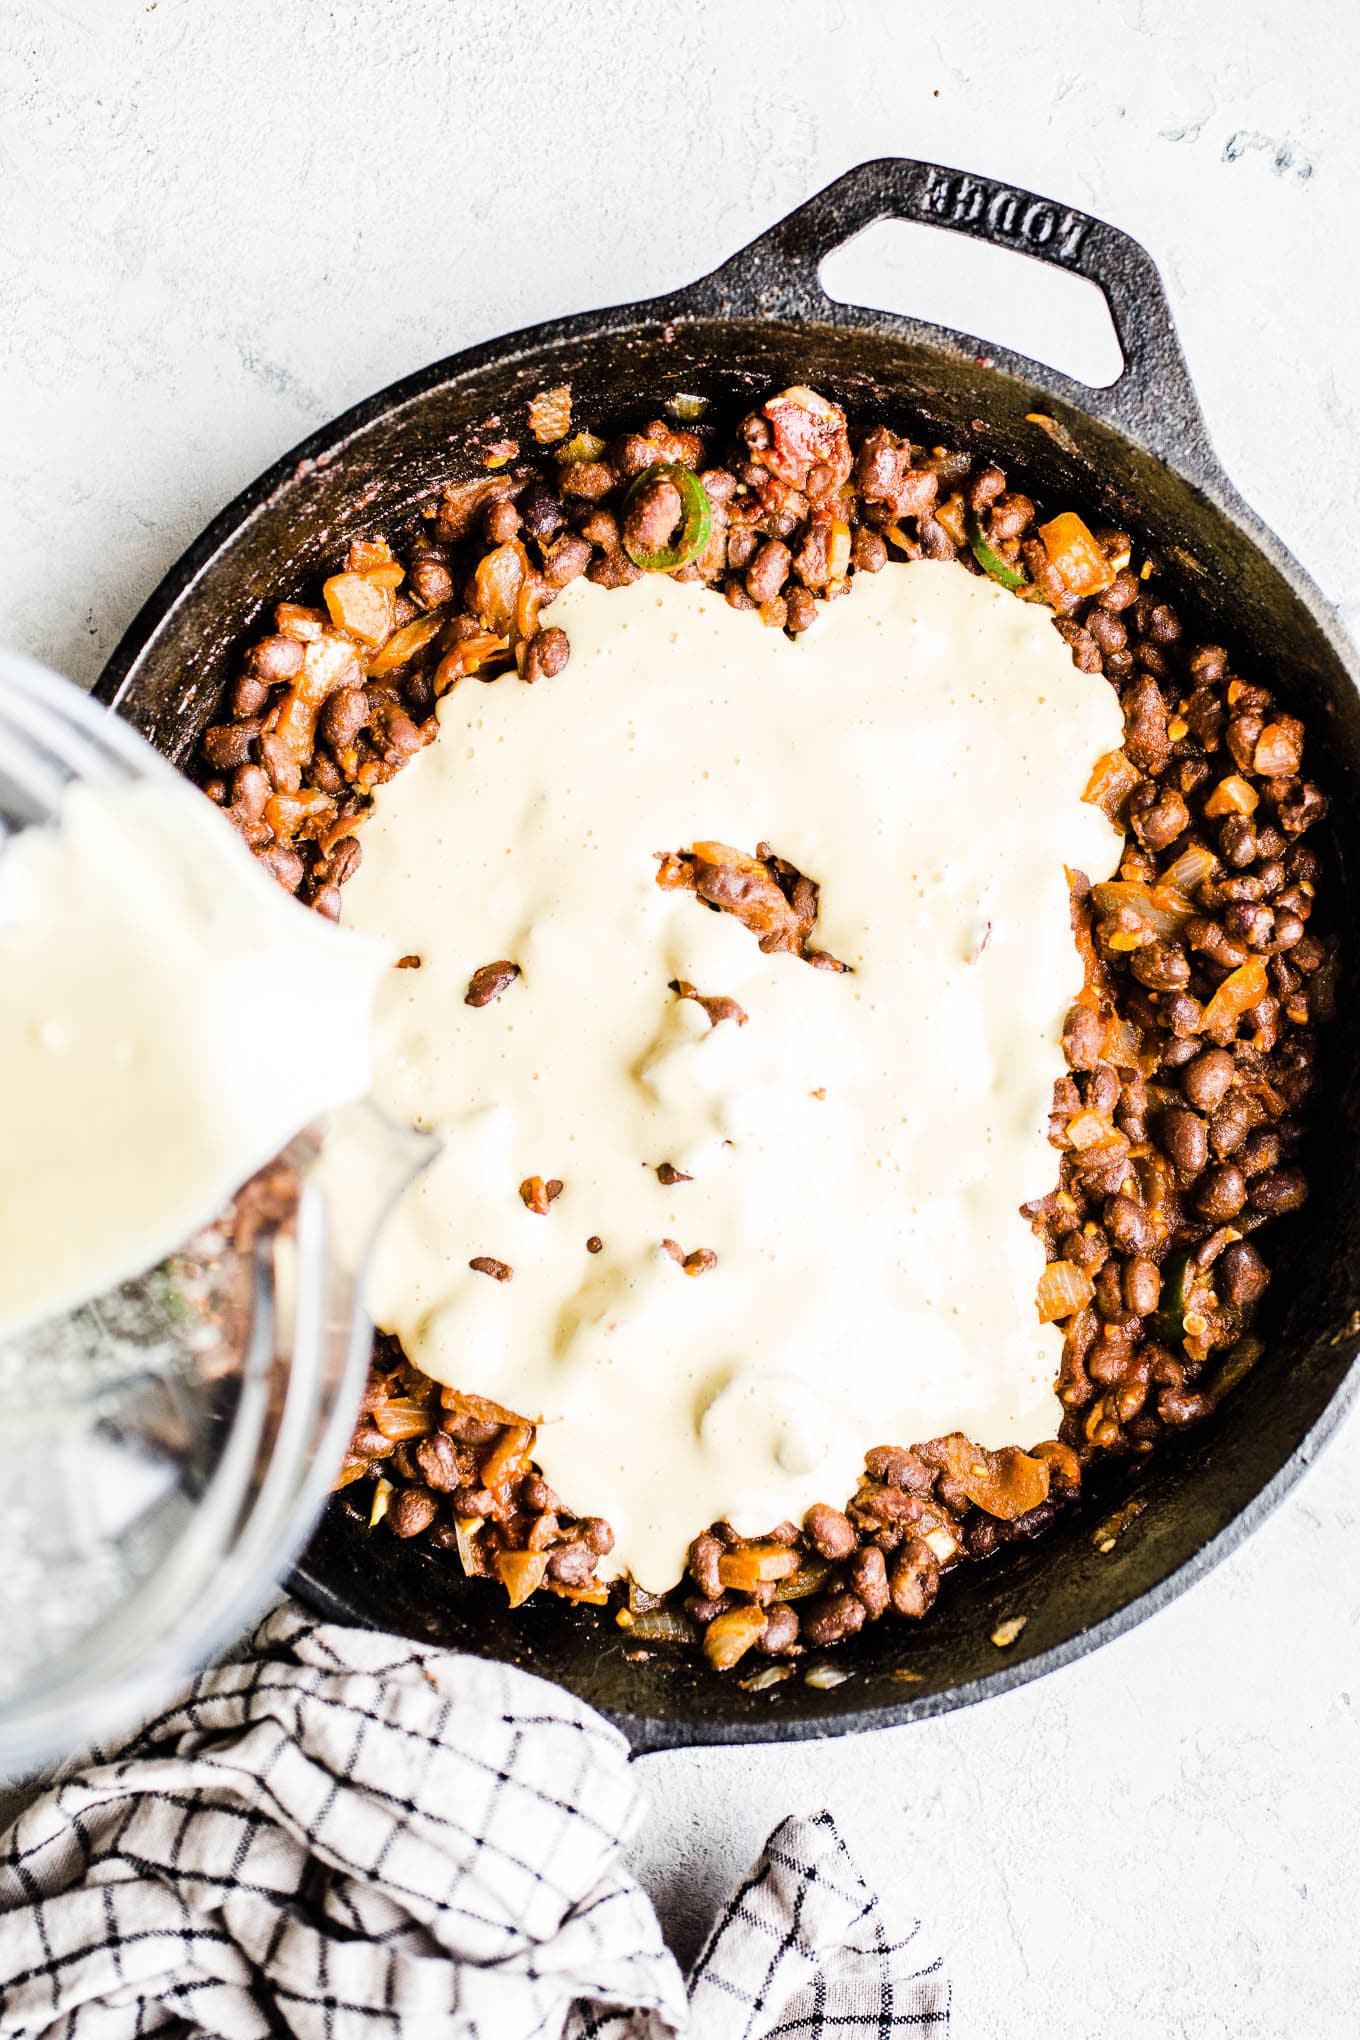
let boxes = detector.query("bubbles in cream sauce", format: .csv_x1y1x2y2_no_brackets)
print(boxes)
331,562,1124,1590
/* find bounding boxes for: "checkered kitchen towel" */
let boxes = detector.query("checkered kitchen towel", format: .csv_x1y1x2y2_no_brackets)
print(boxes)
0,1607,948,2038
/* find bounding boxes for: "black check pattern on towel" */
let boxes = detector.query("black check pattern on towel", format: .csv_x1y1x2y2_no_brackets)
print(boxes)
0,1607,949,2040
571,1808,949,2040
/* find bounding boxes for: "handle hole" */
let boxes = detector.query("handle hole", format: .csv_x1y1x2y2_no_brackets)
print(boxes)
819,218,1125,390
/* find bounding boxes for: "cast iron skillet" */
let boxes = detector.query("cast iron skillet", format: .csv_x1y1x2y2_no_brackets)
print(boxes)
95,158,1360,1752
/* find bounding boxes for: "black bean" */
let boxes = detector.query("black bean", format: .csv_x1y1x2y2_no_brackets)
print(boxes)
1086,607,1127,656
1196,1164,1247,1221
967,464,1006,511
802,1590,866,1646
1188,644,1228,683
863,1446,933,1492
391,1489,438,1538
1239,1130,1282,1178
1132,789,1189,852
852,526,888,573
746,539,792,605
414,1432,461,1492
231,673,271,717
328,836,362,887
1209,1094,1251,1157
1161,1105,1209,1179
889,1538,941,1619
1124,1256,1161,1315
547,1540,596,1585
758,1605,800,1654
408,554,455,608
1181,1048,1235,1112
785,586,818,634
543,534,593,588
524,627,570,683
320,686,370,750
245,633,304,685
1132,940,1190,992
849,1545,889,1618
1224,901,1275,951
1063,1005,1104,1072
1219,1240,1269,1309
1247,1168,1308,1217
1103,1196,1149,1255
203,722,258,771
804,1503,856,1559
1066,1225,1110,1273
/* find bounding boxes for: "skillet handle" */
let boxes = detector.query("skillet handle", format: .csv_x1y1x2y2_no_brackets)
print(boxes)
690,157,1215,474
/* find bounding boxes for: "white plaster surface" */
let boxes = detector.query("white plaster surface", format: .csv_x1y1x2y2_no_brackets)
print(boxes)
2,3,1359,2032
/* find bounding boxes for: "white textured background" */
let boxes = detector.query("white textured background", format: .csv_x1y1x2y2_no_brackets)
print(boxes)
3,4,1358,2033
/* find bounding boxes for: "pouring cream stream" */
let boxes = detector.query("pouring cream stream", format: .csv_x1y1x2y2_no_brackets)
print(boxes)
0,775,390,1337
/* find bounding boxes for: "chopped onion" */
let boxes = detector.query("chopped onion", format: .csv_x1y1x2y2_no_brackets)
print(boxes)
740,1663,792,1692
441,1387,533,1428
454,1516,483,1577
367,608,447,676
1083,749,1143,821
1254,721,1304,778
481,1421,534,1488
322,570,394,648
527,385,572,444
371,1398,435,1442
1037,512,1115,598
703,1604,768,1670
470,540,531,636
493,1549,549,1608
367,1477,393,1528
1160,842,1221,895
717,1544,801,1591
1065,1110,1114,1151
803,1663,851,1690
1036,1260,1096,1323
934,493,969,546
1202,956,1269,1036
433,630,509,695
627,1607,698,1644
1101,1015,1143,1068
926,1436,1050,1520
543,1577,609,1607
1203,774,1260,818
1090,879,1194,939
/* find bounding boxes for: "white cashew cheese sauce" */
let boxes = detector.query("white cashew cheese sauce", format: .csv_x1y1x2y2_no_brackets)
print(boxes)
334,560,1124,1591
0,778,390,1336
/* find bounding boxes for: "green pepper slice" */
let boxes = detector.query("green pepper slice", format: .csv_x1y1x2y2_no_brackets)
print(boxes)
1154,1249,1195,1353
620,462,713,572
967,509,1029,592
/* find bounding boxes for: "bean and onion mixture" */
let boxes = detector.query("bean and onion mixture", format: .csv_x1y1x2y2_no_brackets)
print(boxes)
201,383,1336,1674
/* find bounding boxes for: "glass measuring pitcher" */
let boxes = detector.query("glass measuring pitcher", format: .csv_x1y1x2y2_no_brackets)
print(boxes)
0,648,428,1774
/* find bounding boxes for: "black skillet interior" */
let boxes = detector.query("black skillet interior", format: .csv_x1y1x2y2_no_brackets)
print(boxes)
95,161,1360,1750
